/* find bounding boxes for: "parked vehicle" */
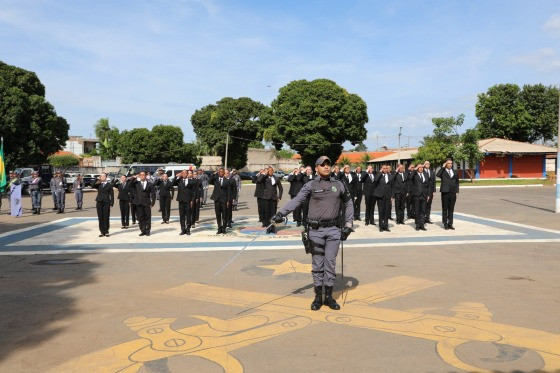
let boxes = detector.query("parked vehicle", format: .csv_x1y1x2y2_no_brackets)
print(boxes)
273,171,288,180
64,173,78,192
18,164,56,194
83,174,101,188
239,171,253,180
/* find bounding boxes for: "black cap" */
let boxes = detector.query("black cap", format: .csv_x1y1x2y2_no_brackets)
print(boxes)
315,156,331,166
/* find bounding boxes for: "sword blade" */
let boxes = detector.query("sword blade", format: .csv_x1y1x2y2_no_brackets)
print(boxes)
214,223,274,275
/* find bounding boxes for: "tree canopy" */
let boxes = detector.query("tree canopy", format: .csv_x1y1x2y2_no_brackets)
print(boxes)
0,61,69,170
191,97,268,169
413,115,463,166
48,153,79,171
270,79,368,167
94,118,120,159
116,125,199,165
475,83,559,143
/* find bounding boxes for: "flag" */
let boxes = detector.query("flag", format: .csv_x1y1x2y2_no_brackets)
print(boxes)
10,183,22,217
0,137,6,193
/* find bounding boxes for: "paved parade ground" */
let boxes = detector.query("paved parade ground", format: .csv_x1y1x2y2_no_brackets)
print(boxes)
1,185,560,372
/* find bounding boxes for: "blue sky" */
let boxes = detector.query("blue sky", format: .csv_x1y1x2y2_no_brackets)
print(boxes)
1,0,559,150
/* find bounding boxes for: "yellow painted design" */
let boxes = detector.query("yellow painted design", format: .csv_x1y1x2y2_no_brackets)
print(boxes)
259,260,312,275
52,276,560,372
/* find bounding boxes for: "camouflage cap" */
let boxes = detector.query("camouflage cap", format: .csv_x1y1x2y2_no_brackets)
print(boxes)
315,156,331,166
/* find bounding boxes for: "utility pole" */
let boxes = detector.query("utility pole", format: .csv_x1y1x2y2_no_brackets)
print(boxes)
556,91,560,213
398,126,402,165
224,132,229,169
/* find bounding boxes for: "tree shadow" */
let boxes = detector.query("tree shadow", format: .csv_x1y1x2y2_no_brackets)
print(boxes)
500,198,556,213
0,253,98,362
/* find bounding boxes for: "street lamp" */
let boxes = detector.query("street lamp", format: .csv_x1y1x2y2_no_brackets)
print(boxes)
397,126,403,165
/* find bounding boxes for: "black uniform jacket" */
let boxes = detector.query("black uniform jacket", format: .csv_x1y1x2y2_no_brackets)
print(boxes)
436,168,460,193
373,173,395,199
342,172,358,198
173,177,197,203
94,181,114,205
113,180,131,201
209,174,231,203
156,178,175,199
287,172,304,197
392,172,408,195
424,168,437,193
257,174,283,201
409,171,430,197
361,171,377,197
131,180,156,206
252,174,264,198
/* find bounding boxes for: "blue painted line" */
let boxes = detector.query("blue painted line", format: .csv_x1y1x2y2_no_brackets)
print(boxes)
1,214,559,253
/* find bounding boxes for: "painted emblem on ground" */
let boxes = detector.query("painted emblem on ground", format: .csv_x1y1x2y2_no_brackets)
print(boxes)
51,275,560,372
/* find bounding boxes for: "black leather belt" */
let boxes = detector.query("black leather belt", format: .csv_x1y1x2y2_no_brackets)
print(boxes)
307,219,339,229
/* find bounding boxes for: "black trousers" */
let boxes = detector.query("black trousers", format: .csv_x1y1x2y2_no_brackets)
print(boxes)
226,199,234,225
414,196,427,228
194,199,201,222
354,191,362,219
257,197,265,222
179,202,192,231
364,194,377,223
291,195,302,222
425,192,434,220
119,199,130,227
406,194,414,218
96,201,111,234
136,204,151,234
263,198,278,225
131,203,137,223
214,200,227,229
441,192,457,226
159,195,171,222
394,193,406,222
377,196,391,229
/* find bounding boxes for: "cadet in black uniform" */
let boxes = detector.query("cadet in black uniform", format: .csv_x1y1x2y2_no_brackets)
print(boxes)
155,173,174,224
392,164,408,225
114,175,131,229
273,156,354,311
93,173,114,237
130,171,156,236
409,164,430,231
252,169,266,223
287,167,305,226
174,170,197,235
373,164,394,232
257,166,283,233
209,168,231,234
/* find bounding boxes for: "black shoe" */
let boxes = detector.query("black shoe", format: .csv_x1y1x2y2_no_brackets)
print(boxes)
139,233,146,236
98,234,104,237
266,225,276,234
52,207,58,211
261,223,266,228
444,224,449,230
132,221,137,225
105,234,110,237
75,208,80,210
311,286,323,311
180,230,186,235
365,221,369,226
379,228,383,232
415,226,420,231
324,286,340,310
121,226,126,229
146,233,150,236
296,221,301,227
448,225,455,230
426,220,433,224
420,226,427,231
37,209,41,215
158,209,161,212
385,228,391,232
186,229,191,235
161,221,166,224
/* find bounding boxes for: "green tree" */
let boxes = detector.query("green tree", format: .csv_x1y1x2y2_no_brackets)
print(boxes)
191,97,269,169
338,156,351,166
454,128,484,182
94,118,120,159
0,61,69,170
117,125,199,164
360,153,371,164
475,84,559,142
413,115,463,166
270,79,368,166
47,154,79,173
354,143,368,152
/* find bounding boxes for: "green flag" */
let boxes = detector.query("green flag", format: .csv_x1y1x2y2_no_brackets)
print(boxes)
0,138,6,193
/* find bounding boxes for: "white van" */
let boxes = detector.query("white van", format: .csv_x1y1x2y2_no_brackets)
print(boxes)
162,164,197,181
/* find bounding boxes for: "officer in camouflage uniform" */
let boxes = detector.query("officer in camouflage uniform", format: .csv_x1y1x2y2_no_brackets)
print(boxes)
272,156,354,311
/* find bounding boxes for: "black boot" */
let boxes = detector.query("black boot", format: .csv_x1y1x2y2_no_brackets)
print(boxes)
32,208,36,214
324,286,340,310
310,286,323,311
37,208,41,215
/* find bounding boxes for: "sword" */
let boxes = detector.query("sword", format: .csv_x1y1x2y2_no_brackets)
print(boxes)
215,216,288,275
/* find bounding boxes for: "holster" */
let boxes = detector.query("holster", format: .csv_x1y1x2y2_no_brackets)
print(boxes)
301,230,314,255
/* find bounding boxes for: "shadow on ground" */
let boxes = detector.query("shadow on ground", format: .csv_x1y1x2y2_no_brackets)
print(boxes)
0,254,98,362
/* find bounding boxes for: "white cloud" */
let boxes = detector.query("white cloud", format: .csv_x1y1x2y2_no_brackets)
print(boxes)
508,48,560,72
543,13,560,37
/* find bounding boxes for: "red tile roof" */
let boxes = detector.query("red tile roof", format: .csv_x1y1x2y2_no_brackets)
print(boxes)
336,151,395,164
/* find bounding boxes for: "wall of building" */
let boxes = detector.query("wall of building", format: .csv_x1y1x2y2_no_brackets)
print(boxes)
478,155,509,178
512,155,544,178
